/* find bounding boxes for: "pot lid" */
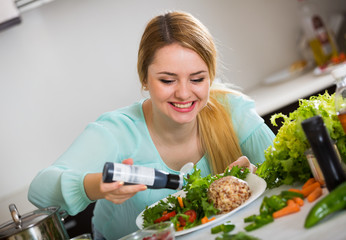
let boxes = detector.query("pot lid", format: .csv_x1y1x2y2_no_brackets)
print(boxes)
0,204,60,238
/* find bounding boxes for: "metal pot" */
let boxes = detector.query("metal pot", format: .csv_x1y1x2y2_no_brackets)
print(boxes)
0,204,70,240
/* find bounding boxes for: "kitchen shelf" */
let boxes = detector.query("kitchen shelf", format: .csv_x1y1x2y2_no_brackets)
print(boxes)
245,71,336,116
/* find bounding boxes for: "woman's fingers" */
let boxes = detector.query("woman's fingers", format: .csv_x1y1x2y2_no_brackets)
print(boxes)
228,156,257,174
101,181,147,204
100,181,124,192
122,158,134,165
229,156,250,168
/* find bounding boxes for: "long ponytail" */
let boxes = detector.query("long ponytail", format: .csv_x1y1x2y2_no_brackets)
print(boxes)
198,89,242,174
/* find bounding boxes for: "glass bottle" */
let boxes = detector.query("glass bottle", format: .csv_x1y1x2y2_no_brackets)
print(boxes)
332,64,346,133
301,115,346,192
298,0,338,67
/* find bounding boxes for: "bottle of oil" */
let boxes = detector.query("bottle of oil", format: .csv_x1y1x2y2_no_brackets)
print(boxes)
332,64,346,133
298,0,338,67
302,115,346,192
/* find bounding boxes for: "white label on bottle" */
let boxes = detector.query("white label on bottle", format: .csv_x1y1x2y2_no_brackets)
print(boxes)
112,163,155,186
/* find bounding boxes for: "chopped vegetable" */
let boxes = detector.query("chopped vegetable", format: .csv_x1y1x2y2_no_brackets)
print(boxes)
256,92,346,189
279,190,304,200
305,181,346,228
307,186,323,203
288,188,303,194
154,211,176,223
201,216,209,224
293,197,304,206
142,165,250,231
178,210,196,226
272,202,300,219
301,182,321,197
244,189,305,231
201,216,215,224
177,196,184,208
302,178,316,189
215,231,260,240
210,221,235,234
244,214,273,231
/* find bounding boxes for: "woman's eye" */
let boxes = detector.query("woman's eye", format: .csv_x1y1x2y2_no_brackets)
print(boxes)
160,79,174,84
191,78,204,83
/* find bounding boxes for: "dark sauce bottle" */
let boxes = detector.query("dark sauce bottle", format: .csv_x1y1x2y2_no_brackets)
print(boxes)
301,115,346,192
102,162,183,190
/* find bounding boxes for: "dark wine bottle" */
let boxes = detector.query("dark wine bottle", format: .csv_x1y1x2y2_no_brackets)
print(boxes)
301,115,346,192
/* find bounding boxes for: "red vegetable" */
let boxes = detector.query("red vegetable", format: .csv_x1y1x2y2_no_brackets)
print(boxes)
154,211,176,223
178,210,197,226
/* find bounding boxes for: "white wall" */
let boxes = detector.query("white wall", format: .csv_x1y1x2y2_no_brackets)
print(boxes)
0,0,345,223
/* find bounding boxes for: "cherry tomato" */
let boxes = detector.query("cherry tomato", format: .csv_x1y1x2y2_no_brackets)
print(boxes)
178,210,197,226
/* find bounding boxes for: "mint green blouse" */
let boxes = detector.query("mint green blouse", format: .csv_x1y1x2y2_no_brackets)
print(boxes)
28,93,275,239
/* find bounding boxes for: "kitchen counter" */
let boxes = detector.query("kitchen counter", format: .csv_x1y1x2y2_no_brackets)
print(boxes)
177,185,346,240
244,71,336,116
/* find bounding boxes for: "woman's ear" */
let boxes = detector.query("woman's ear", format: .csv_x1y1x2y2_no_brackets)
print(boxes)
143,80,149,91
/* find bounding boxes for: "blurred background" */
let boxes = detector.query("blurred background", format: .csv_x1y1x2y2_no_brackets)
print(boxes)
0,0,345,229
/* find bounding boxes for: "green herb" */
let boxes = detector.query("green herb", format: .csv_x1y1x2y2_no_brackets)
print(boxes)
142,196,178,227
256,92,346,189
223,165,250,180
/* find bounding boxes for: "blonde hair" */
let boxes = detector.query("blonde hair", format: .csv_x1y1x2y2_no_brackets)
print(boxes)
137,11,242,174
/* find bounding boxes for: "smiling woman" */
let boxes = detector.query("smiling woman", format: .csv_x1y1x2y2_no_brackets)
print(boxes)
28,11,275,239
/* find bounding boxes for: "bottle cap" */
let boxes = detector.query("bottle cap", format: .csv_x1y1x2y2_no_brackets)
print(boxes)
166,174,183,190
102,162,114,183
332,64,346,79
301,115,324,133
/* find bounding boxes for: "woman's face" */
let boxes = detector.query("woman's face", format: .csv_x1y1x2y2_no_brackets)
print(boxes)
146,43,210,125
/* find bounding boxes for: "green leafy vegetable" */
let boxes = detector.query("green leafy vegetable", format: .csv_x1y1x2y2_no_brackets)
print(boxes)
142,165,250,230
223,165,250,179
257,92,346,189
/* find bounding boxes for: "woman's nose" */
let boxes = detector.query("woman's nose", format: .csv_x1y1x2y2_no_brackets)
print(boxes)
175,81,191,99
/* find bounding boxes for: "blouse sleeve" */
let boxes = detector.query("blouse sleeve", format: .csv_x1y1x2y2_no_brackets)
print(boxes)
239,124,275,165
28,121,119,215
227,93,275,165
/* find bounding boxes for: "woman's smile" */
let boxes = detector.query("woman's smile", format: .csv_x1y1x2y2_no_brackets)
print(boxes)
169,101,196,112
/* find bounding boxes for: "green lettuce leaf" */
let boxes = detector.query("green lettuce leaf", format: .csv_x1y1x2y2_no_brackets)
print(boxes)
257,92,346,189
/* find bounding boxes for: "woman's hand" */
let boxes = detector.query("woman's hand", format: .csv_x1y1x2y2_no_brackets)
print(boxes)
84,158,147,204
227,156,257,174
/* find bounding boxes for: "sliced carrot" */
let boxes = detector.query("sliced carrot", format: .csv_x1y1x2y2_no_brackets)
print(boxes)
301,182,321,198
273,203,300,219
293,197,304,206
208,217,216,222
201,216,209,224
288,188,303,195
287,199,296,206
302,178,316,189
177,196,184,208
177,226,184,231
307,186,323,203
